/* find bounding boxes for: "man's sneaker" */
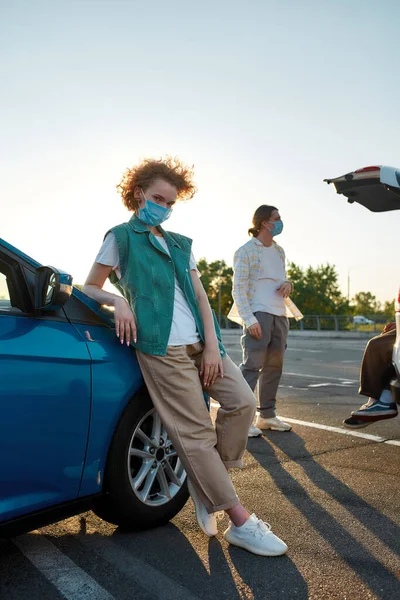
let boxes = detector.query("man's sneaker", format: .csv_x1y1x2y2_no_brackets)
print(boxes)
248,424,263,437
351,398,398,422
255,414,292,432
187,480,220,537
224,514,288,556
343,416,373,429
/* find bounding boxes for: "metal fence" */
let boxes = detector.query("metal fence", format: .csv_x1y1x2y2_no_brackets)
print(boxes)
290,315,385,333
220,315,385,333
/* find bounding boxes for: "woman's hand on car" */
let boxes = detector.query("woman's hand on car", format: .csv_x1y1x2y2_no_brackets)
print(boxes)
114,297,137,345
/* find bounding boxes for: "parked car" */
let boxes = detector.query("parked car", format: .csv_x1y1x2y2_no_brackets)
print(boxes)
353,315,374,325
325,165,400,405
0,238,188,536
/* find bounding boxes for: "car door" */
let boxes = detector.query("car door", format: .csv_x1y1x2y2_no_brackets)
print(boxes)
0,248,92,522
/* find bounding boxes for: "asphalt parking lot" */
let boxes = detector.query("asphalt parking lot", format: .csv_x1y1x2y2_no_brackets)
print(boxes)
1,333,399,600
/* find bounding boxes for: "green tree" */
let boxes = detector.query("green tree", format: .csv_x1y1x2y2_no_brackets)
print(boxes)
378,299,395,322
197,258,233,322
287,262,350,315
352,291,381,317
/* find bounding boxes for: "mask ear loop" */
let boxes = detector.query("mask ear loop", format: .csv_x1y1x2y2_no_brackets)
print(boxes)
140,189,147,205
264,219,273,232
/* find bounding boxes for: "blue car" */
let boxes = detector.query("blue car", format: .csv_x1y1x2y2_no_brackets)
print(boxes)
0,238,188,536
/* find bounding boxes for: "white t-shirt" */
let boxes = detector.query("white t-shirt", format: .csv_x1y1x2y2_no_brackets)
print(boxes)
95,232,201,346
250,244,286,317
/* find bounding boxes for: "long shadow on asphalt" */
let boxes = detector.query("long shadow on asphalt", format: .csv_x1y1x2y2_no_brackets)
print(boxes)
55,520,241,600
208,537,308,600
111,523,242,600
108,521,307,599
247,433,400,600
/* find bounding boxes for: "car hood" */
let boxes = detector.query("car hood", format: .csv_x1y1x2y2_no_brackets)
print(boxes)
324,165,400,212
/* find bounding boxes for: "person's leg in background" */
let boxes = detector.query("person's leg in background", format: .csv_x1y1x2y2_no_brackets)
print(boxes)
255,314,291,432
239,311,271,437
343,329,398,429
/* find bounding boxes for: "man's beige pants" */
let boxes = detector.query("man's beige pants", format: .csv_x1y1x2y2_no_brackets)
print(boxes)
136,342,256,513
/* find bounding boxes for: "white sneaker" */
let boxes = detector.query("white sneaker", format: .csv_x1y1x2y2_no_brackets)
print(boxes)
248,424,263,437
187,480,220,537
255,414,292,432
224,514,288,556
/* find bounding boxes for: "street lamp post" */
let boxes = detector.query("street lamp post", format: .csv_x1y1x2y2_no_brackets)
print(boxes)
347,272,350,303
347,266,357,303
218,282,222,325
217,266,223,326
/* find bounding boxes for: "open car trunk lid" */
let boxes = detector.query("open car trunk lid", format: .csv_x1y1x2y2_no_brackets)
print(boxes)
324,166,400,212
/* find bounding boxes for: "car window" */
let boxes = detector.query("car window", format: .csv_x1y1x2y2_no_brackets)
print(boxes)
0,272,11,310
0,259,29,315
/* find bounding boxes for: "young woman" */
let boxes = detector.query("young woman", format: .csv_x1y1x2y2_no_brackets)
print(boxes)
83,158,287,556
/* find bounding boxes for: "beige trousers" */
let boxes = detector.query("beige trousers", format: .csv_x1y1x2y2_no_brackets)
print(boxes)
136,342,256,513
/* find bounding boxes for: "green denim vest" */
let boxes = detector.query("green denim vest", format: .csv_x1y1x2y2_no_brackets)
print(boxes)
108,215,225,357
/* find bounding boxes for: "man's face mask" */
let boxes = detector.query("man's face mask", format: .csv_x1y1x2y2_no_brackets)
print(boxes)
268,219,283,237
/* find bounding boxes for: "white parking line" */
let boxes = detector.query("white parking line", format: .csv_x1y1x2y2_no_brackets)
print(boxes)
286,348,322,353
81,535,201,600
284,372,357,382
210,403,399,446
13,533,114,600
384,439,400,446
340,360,360,364
309,382,356,388
280,417,390,442
280,384,309,391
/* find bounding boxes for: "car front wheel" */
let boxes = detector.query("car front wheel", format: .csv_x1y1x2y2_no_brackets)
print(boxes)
94,389,189,530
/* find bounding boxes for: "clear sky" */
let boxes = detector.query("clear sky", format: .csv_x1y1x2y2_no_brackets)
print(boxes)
1,0,399,305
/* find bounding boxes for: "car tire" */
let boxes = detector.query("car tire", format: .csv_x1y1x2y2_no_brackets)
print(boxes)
93,388,189,530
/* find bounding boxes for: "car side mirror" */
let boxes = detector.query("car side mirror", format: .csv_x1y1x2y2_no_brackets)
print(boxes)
35,266,73,311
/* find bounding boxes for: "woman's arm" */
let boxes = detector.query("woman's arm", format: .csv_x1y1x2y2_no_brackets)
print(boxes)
83,263,136,345
190,270,224,387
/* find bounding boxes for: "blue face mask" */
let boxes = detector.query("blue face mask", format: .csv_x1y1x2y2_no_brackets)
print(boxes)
138,197,172,227
268,219,283,237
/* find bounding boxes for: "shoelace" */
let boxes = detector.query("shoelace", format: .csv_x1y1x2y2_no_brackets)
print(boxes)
246,519,272,539
215,511,224,521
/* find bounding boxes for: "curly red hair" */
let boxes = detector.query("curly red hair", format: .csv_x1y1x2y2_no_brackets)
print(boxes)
117,156,197,212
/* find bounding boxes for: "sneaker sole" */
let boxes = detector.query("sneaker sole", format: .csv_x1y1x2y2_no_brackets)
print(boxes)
343,421,371,429
224,531,288,556
257,425,292,432
248,432,262,437
350,412,398,422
